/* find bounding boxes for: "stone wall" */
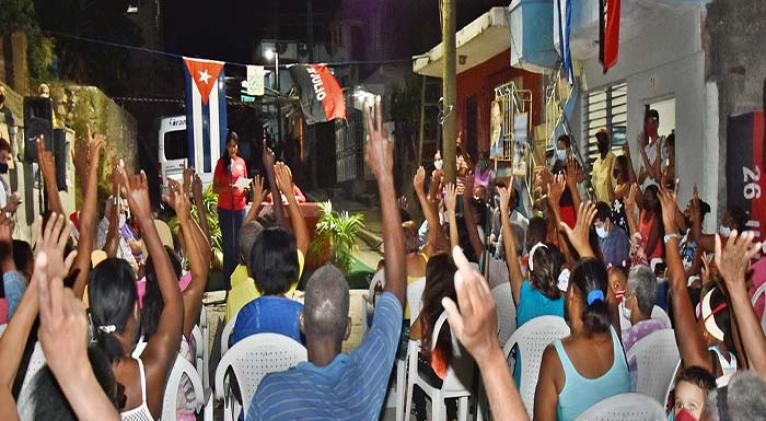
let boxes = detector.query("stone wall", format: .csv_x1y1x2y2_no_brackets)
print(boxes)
0,81,137,242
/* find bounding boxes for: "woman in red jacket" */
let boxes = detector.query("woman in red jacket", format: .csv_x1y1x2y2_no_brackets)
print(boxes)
214,131,248,280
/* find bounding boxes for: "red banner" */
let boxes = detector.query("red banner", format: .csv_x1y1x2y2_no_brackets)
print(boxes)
727,111,766,240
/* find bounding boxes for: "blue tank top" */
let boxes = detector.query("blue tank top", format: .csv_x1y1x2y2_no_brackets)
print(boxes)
554,327,631,421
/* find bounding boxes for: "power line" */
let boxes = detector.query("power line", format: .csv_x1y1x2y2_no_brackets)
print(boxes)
44,30,414,68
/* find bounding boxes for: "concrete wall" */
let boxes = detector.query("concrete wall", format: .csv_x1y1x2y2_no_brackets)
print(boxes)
573,7,719,230
704,0,766,218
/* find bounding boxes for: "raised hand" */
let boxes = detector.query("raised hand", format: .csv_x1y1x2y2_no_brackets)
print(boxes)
251,174,266,205
34,213,77,280
559,202,598,258
716,231,762,290
413,166,426,193
625,183,639,212
546,173,566,209
444,183,458,214
0,213,13,246
191,171,203,202
657,185,679,235
364,96,394,180
262,140,276,168
442,246,499,364
120,169,153,222
274,162,294,197
3,193,20,214
165,178,191,222
497,185,511,215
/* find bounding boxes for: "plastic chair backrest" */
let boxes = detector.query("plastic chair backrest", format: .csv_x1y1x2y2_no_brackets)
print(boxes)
751,282,766,333
651,306,672,328
162,355,205,420
503,316,570,419
21,342,46,393
214,333,307,415
625,329,680,403
430,311,475,395
574,392,667,421
407,278,426,325
221,314,238,355
491,283,517,345
369,268,385,301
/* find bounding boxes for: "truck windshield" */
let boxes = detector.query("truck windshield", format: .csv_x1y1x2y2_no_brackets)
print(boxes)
164,130,188,160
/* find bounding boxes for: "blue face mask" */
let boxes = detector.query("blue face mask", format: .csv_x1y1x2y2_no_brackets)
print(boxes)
596,226,608,239
556,149,568,161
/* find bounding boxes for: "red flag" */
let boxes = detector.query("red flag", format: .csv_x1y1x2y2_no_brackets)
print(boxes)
601,0,621,72
183,58,224,105
289,64,346,124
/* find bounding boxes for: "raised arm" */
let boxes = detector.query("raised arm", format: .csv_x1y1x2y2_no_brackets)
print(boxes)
365,97,406,306
624,184,640,237
104,161,120,258
263,142,285,226
36,137,63,215
71,132,105,298
716,231,766,377
498,185,524,306
0,213,75,419
122,170,183,419
622,143,637,185
414,166,448,255
442,246,529,420
657,187,712,371
558,202,598,259
37,252,119,421
546,174,571,263
167,177,211,338
461,172,485,261
444,183,460,252
565,158,583,210
275,163,309,256
244,175,266,224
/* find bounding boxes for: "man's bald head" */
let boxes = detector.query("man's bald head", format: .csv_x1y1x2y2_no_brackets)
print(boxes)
303,264,350,342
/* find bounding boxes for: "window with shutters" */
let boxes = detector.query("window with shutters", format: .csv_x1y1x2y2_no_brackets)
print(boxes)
582,83,627,177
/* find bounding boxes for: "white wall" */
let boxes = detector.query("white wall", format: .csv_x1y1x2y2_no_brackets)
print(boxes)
572,7,719,230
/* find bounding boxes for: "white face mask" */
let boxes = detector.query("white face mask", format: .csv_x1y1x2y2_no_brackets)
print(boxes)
596,226,608,239
719,226,732,237
621,301,632,321
556,149,568,161
434,159,443,170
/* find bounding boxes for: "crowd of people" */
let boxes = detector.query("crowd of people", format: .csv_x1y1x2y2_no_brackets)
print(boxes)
0,93,765,421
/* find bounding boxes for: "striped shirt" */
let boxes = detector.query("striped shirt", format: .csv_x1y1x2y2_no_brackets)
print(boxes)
247,292,403,421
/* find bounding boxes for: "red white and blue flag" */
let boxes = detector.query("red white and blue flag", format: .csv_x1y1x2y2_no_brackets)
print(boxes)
183,57,227,173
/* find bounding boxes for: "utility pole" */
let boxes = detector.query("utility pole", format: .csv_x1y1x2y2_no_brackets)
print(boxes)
441,0,457,182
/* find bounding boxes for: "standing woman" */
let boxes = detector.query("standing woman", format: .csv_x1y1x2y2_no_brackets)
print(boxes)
214,130,248,280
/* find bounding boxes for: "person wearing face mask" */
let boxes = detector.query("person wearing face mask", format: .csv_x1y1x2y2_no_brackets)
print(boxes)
620,265,668,384
0,87,16,153
591,129,617,203
594,202,630,268
638,109,665,187
555,133,571,163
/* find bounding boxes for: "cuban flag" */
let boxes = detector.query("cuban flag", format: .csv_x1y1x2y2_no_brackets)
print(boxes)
183,57,228,173
555,0,573,84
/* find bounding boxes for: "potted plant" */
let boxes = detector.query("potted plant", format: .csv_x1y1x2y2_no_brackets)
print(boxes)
307,201,365,274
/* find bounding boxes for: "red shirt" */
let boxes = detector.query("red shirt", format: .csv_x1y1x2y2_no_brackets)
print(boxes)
214,156,248,210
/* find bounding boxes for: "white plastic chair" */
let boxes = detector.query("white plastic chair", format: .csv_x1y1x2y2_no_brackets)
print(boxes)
0,323,6,336
491,283,517,345
625,329,680,403
651,306,672,328
404,312,475,421
191,325,206,386
574,392,667,421
220,314,238,355
162,354,206,420
21,342,46,393
199,306,210,390
503,316,570,419
620,305,672,331
213,333,307,421
407,277,426,325
751,281,766,333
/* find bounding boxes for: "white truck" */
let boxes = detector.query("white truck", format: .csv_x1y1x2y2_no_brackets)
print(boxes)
157,115,218,191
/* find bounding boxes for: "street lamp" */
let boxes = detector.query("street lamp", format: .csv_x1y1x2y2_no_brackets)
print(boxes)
264,47,281,152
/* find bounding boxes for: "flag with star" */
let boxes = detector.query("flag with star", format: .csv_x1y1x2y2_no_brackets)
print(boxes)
183,57,228,173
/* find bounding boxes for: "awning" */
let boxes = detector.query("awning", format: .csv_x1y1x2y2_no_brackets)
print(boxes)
412,7,511,78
